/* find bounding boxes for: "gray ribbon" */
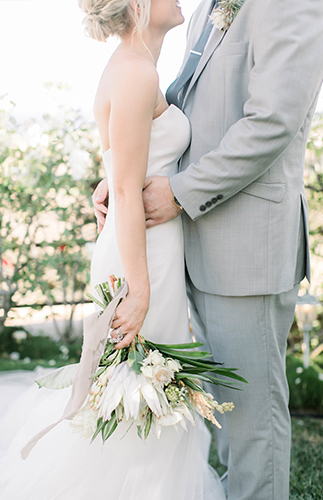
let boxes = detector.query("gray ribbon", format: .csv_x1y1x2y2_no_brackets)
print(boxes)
21,282,128,459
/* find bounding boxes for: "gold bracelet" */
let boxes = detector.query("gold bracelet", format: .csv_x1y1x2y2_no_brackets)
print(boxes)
173,195,184,211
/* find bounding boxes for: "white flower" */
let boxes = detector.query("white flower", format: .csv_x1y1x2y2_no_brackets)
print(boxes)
318,373,323,382
70,401,99,439
23,357,31,364
62,136,75,155
68,148,91,181
98,361,119,387
26,123,41,148
9,352,20,361
12,330,27,341
98,362,168,422
151,365,174,388
296,367,303,374
295,377,301,385
153,403,194,439
59,345,69,355
211,10,227,30
142,350,165,367
55,162,68,176
98,363,139,421
85,242,96,260
166,358,182,372
141,365,154,379
59,345,69,360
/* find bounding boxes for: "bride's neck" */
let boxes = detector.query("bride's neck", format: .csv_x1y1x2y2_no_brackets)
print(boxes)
120,28,165,66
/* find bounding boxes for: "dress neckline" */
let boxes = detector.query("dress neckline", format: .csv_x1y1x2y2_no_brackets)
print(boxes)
102,104,178,158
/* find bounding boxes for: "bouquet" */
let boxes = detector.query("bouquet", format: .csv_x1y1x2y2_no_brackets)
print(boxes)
36,276,247,444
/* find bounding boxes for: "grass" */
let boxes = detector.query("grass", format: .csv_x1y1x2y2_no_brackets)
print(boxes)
208,417,323,499
290,417,323,500
0,357,75,371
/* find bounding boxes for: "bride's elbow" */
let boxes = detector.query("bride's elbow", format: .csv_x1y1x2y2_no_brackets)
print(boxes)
113,188,143,207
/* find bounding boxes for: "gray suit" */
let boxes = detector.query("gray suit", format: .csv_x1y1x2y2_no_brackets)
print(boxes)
170,0,323,498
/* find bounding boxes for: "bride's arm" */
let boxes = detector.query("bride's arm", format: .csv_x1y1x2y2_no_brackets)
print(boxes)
107,57,159,348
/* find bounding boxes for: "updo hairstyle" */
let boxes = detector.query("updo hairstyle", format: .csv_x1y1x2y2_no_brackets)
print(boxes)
78,0,151,42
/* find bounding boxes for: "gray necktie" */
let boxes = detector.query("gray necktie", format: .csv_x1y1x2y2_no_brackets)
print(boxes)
166,0,217,109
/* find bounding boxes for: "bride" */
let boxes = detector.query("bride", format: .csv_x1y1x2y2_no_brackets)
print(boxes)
0,0,226,498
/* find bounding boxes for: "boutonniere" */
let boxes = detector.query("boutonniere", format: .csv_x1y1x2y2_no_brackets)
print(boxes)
210,0,245,31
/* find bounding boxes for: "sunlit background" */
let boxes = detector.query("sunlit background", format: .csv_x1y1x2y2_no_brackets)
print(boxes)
0,0,199,120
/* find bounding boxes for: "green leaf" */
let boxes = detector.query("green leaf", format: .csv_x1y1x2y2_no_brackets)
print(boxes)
101,281,113,303
151,341,205,350
35,363,79,389
209,368,248,384
101,342,116,361
128,349,144,374
85,291,105,309
91,417,105,443
94,284,108,305
144,410,153,440
176,372,244,390
136,341,146,358
160,348,212,359
137,425,144,440
102,412,118,442
180,377,203,392
147,343,210,357
91,366,106,379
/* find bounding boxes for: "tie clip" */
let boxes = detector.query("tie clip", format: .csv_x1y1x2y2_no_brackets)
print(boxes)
190,50,202,56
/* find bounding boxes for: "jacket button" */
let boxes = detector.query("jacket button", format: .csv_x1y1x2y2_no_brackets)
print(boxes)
211,198,218,204
199,205,206,212
217,194,223,200
205,201,212,207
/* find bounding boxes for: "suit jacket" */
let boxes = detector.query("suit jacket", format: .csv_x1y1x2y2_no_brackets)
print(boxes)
170,0,323,296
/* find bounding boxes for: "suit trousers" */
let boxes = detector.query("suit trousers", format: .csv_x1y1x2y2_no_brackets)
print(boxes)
187,274,300,500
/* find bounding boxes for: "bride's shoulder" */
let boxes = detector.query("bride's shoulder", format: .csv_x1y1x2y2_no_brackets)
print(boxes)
95,50,159,120
104,51,158,94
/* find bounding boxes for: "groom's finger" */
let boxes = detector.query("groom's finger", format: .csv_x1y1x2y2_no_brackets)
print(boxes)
146,218,158,228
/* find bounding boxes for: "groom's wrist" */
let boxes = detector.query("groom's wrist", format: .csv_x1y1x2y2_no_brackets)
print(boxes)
173,195,184,211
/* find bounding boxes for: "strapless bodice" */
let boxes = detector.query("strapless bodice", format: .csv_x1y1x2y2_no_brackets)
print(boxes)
91,103,191,342
102,104,191,182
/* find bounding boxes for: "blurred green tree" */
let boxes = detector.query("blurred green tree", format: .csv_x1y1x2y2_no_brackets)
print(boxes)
0,100,102,341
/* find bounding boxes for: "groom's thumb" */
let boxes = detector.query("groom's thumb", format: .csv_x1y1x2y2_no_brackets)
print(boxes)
143,176,153,190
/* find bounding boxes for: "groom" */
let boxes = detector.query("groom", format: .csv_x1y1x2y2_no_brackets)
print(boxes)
94,0,323,498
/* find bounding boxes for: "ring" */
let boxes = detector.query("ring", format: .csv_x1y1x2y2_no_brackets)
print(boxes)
109,327,125,344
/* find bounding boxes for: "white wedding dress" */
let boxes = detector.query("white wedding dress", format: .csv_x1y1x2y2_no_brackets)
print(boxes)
0,104,226,500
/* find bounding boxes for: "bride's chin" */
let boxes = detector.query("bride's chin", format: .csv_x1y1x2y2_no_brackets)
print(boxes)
172,13,185,28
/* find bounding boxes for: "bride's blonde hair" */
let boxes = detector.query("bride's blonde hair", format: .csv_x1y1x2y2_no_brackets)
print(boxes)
78,0,151,42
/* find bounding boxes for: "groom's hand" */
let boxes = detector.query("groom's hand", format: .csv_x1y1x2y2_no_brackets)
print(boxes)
143,176,182,228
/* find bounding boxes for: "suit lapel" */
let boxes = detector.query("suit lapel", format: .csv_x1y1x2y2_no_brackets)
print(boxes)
183,26,226,108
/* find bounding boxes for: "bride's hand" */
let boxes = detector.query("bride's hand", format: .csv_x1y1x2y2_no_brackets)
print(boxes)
110,291,149,349
92,178,109,233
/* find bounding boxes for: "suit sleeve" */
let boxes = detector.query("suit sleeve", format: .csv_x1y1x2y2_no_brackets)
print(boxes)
170,0,323,221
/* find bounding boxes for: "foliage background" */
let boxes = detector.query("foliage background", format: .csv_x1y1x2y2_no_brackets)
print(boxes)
0,95,103,342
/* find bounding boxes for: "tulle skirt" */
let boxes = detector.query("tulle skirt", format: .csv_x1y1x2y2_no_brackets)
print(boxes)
0,369,226,500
